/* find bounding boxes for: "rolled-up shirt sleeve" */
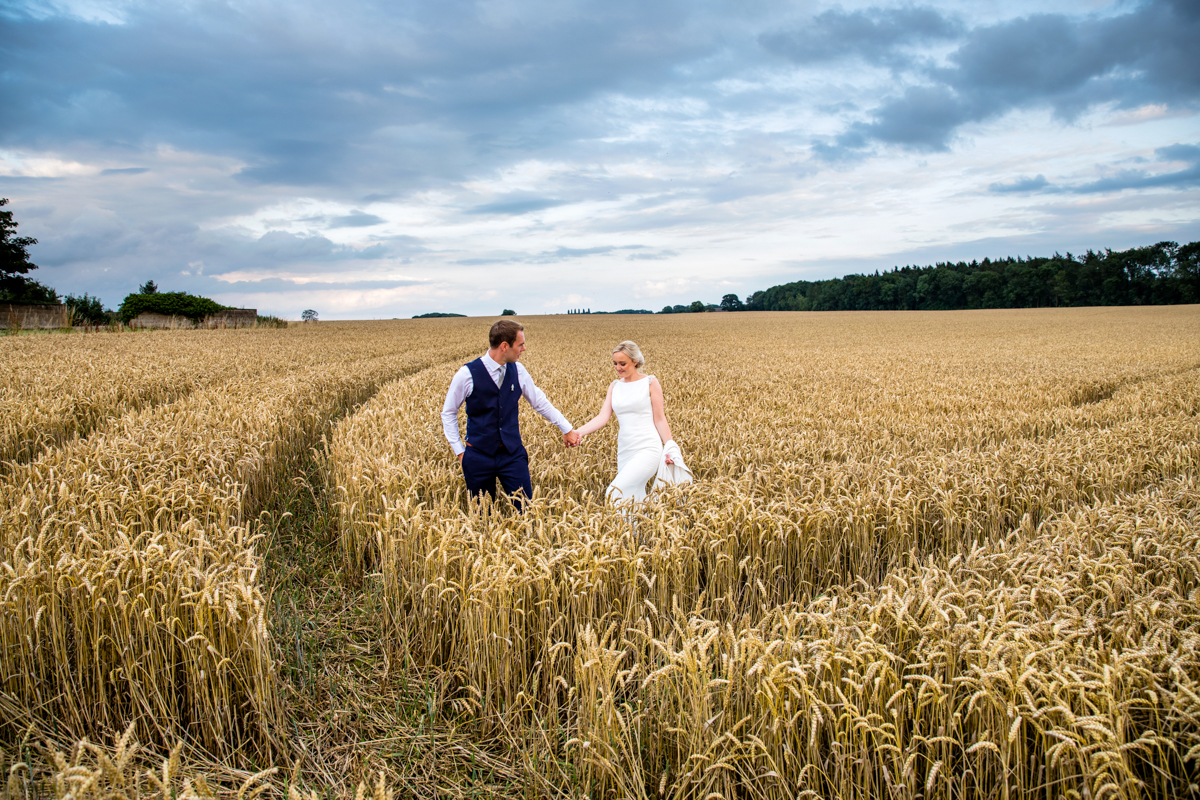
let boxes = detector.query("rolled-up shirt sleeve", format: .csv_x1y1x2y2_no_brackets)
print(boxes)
517,364,573,433
441,366,473,455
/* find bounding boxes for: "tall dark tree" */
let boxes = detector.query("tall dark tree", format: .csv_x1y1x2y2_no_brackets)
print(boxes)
720,294,744,311
1175,242,1200,303
139,280,159,294
0,198,55,303
65,293,108,325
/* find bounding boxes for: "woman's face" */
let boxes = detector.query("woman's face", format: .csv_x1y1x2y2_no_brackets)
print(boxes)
612,351,637,379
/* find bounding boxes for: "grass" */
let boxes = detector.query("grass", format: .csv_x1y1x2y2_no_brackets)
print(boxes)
259,435,538,798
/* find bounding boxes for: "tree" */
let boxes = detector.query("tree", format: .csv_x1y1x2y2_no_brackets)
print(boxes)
302,309,319,323
0,197,56,303
688,300,706,313
501,308,516,316
1176,241,1200,303
720,293,743,311
139,280,158,294
1,198,37,279
65,293,108,325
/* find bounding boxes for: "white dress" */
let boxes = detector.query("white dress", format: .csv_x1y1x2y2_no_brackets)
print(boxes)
607,376,664,504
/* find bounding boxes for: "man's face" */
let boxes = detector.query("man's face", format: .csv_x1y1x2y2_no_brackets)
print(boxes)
498,330,526,363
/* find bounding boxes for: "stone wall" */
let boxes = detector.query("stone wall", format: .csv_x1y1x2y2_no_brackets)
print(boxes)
203,309,258,328
3,303,69,329
129,309,258,329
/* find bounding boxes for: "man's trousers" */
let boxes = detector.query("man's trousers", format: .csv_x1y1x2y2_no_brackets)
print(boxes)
461,443,533,510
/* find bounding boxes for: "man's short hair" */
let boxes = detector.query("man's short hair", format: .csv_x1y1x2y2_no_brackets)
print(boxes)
489,319,524,348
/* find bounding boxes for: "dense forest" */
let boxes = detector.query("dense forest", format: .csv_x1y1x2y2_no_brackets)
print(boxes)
742,241,1200,312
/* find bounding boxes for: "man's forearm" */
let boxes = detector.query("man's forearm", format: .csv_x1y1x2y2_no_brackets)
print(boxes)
441,409,465,455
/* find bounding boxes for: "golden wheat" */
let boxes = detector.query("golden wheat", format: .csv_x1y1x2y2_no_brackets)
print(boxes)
328,307,1200,797
0,323,477,757
3,308,1198,798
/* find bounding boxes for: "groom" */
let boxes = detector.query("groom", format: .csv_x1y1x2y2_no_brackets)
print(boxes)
441,319,580,510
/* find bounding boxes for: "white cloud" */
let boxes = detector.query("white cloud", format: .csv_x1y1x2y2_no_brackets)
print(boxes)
544,293,591,308
0,151,94,177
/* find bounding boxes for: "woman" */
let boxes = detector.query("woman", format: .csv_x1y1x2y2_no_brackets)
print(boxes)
575,341,678,504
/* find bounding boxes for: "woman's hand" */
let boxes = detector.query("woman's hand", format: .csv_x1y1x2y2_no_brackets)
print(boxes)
664,452,675,465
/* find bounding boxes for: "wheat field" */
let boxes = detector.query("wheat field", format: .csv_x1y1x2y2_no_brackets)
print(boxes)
2,307,1198,799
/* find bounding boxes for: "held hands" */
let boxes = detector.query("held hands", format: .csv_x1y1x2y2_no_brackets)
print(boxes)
563,430,582,447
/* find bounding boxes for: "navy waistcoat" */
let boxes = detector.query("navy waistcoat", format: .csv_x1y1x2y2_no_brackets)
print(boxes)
464,358,524,456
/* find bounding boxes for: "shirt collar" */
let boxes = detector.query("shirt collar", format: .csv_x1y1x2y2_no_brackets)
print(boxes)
481,352,505,375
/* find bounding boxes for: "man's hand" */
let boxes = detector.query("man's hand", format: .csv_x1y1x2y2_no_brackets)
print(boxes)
563,430,581,447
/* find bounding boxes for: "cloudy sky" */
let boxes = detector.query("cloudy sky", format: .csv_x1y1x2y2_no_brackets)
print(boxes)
2,0,1198,318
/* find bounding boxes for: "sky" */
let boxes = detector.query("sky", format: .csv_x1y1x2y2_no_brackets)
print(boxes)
2,0,1198,319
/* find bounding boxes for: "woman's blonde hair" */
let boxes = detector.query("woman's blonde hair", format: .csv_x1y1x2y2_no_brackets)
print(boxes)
612,340,645,368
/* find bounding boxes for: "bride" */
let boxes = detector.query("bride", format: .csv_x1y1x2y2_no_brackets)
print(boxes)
575,341,679,504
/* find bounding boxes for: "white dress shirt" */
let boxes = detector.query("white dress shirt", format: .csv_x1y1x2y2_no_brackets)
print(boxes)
441,352,573,455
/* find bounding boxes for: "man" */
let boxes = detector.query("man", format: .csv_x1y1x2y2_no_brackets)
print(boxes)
442,319,580,509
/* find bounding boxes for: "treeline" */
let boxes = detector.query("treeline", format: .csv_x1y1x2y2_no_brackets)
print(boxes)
742,241,1200,312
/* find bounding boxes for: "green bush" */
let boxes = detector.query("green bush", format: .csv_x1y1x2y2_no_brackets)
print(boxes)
65,293,108,325
118,292,228,324
0,278,59,305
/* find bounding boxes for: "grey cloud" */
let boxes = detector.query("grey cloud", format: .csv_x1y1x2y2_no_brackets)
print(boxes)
1070,168,1200,194
453,244,647,265
100,167,149,175
832,0,1200,152
465,198,566,216
1158,143,1200,162
989,174,1050,193
0,0,727,189
0,175,66,184
209,277,422,292
328,210,385,227
236,140,345,186
529,244,648,263
250,230,387,261
532,245,620,262
1066,141,1200,193
760,6,963,67
842,84,969,150
5,0,1198,318
365,233,429,254
32,210,144,266
626,250,678,261
809,140,868,163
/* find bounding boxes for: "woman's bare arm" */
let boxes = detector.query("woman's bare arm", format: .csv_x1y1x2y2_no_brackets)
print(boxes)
575,382,615,437
649,377,674,447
